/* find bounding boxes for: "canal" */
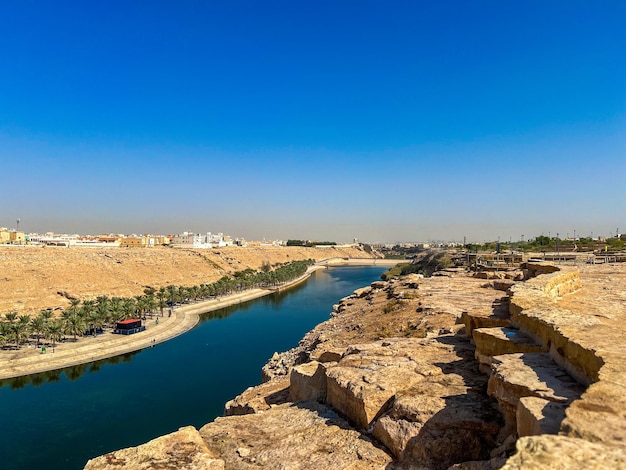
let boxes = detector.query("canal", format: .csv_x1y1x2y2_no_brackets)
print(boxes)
0,266,386,469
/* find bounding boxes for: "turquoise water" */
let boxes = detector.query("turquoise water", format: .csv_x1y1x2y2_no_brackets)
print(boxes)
0,266,385,469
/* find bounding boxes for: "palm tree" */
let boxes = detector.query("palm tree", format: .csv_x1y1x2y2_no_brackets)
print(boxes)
48,320,63,348
30,315,46,346
94,301,110,330
81,300,95,333
4,312,17,324
85,309,100,337
39,309,54,324
0,322,11,349
144,294,156,318
68,298,81,315
177,286,188,303
167,285,177,306
121,298,136,320
156,289,167,317
187,286,199,303
14,314,32,348
63,313,85,341
109,297,123,324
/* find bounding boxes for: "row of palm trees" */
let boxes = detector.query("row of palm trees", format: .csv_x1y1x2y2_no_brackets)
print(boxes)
0,259,315,350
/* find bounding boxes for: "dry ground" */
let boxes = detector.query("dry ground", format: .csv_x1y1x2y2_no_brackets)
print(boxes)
0,245,371,314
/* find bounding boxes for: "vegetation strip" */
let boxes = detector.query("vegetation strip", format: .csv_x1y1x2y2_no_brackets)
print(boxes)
0,260,315,379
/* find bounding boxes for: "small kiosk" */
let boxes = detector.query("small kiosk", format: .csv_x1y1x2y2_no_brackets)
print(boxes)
114,319,146,335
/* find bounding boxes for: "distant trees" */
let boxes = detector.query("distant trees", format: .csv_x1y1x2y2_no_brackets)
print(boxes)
286,240,336,247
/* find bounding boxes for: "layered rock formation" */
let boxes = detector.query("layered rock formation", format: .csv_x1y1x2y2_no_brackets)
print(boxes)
86,262,626,469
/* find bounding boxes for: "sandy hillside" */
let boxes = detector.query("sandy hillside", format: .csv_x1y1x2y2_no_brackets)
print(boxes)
0,245,374,314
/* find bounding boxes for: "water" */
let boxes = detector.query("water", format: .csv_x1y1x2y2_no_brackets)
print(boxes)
0,266,385,469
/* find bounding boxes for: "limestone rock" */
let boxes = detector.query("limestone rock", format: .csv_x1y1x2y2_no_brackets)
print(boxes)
461,297,510,338
487,353,584,431
261,347,306,382
473,327,542,372
492,279,515,292
309,345,344,363
324,335,503,469
199,402,392,469
325,339,427,429
516,396,565,437
224,377,290,416
353,286,372,298
374,388,501,468
84,426,223,470
290,361,328,402
560,380,626,448
502,435,626,469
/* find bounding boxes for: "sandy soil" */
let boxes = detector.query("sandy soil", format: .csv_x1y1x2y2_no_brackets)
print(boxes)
0,245,372,314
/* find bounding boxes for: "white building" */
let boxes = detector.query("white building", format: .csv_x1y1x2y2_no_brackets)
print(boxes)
172,231,234,249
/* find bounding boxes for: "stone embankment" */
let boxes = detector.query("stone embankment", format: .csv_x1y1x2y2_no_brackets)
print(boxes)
86,262,626,469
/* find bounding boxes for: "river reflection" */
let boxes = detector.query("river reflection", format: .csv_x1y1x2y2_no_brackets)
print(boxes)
199,280,309,323
0,351,141,389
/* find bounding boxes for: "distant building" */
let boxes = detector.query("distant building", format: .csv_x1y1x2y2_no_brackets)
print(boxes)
120,236,147,248
0,228,26,245
119,235,168,248
171,231,233,249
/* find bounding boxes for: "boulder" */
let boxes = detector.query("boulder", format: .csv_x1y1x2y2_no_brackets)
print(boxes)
473,327,543,373
224,377,290,416
290,361,328,402
461,297,510,338
502,435,626,469
325,335,503,468
516,396,566,437
373,388,501,468
199,402,392,469
487,353,585,431
353,286,372,298
84,426,223,470
309,345,344,363
493,280,515,292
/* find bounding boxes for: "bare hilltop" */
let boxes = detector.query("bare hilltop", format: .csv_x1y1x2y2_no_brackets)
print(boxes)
0,245,373,314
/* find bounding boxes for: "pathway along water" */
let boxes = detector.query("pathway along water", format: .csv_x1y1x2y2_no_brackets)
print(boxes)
0,266,387,470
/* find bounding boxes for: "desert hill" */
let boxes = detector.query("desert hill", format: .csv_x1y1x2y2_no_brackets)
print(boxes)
0,245,373,314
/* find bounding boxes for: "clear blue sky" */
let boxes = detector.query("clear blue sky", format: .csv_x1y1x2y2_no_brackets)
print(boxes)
1,1,624,243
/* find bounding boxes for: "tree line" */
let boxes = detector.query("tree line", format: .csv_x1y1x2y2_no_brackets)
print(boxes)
465,235,624,253
0,259,315,350
286,240,336,247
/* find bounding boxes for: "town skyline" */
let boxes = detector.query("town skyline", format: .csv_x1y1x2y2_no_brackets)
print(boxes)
1,2,624,243
1,221,622,247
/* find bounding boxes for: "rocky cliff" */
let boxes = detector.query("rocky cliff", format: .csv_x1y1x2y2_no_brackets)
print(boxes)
86,262,626,469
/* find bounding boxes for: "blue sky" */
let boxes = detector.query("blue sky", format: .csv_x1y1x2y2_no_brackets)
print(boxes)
1,1,624,242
